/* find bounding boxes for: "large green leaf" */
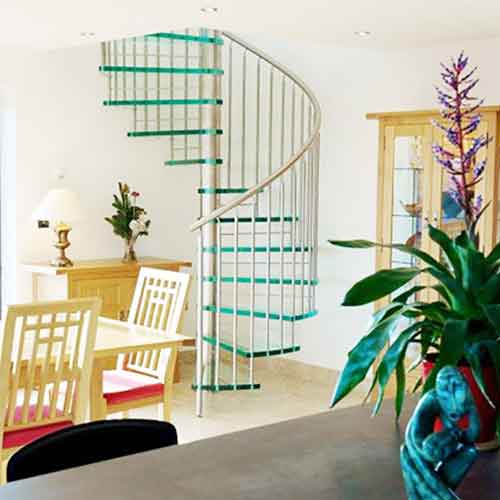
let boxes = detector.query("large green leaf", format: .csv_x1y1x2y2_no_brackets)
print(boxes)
329,239,450,275
395,355,407,419
330,314,400,408
423,319,469,393
486,240,500,267
393,285,428,304
464,343,494,407
343,267,422,306
426,267,476,317
372,321,428,415
455,245,489,293
483,304,500,333
428,225,462,280
478,274,500,305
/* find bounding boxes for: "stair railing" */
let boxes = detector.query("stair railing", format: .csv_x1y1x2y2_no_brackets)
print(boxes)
193,31,321,416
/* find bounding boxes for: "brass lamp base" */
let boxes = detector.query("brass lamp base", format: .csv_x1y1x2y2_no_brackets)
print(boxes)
51,223,73,268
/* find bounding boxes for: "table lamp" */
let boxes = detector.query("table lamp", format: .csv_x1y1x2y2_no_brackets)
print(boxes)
32,188,83,267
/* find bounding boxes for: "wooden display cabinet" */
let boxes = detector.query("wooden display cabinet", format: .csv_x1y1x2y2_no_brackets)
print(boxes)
367,107,500,395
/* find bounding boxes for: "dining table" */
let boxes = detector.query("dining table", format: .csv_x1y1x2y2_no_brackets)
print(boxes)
90,317,194,420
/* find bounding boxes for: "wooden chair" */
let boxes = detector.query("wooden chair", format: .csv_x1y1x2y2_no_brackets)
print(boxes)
0,298,101,480
100,268,191,421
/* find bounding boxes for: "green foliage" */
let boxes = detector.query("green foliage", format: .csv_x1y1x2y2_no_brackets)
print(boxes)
330,226,500,418
104,182,151,241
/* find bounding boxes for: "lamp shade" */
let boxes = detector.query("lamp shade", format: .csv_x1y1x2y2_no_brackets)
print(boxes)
32,188,84,223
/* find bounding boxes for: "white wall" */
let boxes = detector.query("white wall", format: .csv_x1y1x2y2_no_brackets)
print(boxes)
3,35,500,369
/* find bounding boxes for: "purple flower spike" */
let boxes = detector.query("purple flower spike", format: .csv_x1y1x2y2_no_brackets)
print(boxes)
432,52,489,235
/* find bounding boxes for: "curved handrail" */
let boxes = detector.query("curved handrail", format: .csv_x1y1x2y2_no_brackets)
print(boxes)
189,31,321,232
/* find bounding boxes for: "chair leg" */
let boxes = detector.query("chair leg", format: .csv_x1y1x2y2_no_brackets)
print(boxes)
162,399,171,422
1,458,7,485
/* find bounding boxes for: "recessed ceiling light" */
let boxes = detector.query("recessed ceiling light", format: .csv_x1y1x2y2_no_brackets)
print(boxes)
80,32,96,38
201,6,218,13
355,31,371,38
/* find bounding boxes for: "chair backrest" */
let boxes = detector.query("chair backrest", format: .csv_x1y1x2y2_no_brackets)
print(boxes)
7,419,178,481
128,267,190,335
0,298,101,447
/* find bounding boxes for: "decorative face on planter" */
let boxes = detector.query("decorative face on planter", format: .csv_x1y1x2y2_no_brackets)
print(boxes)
436,366,471,425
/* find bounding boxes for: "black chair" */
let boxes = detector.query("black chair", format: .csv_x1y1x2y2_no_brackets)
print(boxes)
7,419,178,482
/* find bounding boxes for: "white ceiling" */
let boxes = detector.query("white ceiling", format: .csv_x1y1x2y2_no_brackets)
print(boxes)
2,0,500,50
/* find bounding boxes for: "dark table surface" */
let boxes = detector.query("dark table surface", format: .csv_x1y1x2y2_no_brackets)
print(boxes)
0,402,497,499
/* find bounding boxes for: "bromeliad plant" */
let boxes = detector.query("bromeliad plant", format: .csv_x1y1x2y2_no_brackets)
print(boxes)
329,52,500,418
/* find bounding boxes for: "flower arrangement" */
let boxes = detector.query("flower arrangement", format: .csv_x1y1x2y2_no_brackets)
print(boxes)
329,53,500,432
105,182,151,262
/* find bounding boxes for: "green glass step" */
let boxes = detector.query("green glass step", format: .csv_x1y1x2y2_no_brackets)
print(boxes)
128,128,223,138
100,65,223,75
203,276,319,286
198,187,248,194
103,98,223,107
216,216,298,223
146,33,224,45
203,305,319,322
202,335,300,358
192,361,261,392
202,246,311,253
165,158,223,166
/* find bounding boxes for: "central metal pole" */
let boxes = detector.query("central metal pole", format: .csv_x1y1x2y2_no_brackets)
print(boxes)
196,29,222,417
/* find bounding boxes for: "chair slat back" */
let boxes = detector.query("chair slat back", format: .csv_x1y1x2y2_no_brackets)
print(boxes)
128,268,190,334
125,268,189,378
0,299,101,446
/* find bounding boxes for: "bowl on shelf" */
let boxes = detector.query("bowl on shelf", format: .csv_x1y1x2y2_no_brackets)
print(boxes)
401,202,422,217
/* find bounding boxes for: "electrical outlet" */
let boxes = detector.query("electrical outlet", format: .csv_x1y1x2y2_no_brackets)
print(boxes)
37,220,49,229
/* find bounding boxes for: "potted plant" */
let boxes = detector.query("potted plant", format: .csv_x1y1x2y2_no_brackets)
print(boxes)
329,52,500,449
105,182,151,262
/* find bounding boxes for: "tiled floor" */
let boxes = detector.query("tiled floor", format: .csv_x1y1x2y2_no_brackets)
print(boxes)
130,356,366,444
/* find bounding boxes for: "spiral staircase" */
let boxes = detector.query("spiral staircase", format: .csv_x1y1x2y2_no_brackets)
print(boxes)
100,29,321,415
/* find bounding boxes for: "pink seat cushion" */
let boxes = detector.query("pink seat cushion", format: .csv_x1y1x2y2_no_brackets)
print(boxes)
4,405,73,449
103,370,164,406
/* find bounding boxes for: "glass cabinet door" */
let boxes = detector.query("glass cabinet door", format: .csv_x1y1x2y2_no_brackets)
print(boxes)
377,124,434,308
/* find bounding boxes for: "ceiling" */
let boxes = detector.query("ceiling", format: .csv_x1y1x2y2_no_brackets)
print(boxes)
2,0,500,50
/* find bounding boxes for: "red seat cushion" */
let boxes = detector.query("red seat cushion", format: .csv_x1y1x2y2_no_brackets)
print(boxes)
4,405,73,449
103,370,164,406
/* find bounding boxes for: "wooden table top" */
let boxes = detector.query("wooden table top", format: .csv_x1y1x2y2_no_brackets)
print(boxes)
22,257,192,276
0,400,495,499
94,317,194,358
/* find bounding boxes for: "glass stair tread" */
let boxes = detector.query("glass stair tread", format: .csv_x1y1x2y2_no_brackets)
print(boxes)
165,158,223,166
202,333,300,358
203,276,319,285
198,187,248,194
192,361,260,392
146,33,224,45
128,129,223,138
216,216,298,223
99,65,223,75
203,305,318,322
202,246,311,253
103,98,223,107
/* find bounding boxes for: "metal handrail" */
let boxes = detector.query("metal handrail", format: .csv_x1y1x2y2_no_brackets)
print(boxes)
189,31,322,232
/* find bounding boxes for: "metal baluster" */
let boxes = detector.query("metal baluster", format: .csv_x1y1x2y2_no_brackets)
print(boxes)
242,49,247,187
307,104,314,310
279,179,285,351
196,230,204,417
133,38,137,133
227,41,233,187
300,93,306,314
266,66,274,350
255,58,261,211
113,40,118,101
184,29,189,159
122,39,127,101
156,35,160,131
250,203,256,385
170,34,174,159
216,217,222,387
144,36,149,131
232,214,239,387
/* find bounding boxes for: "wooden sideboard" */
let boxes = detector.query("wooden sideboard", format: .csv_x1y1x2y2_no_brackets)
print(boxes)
23,257,192,321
